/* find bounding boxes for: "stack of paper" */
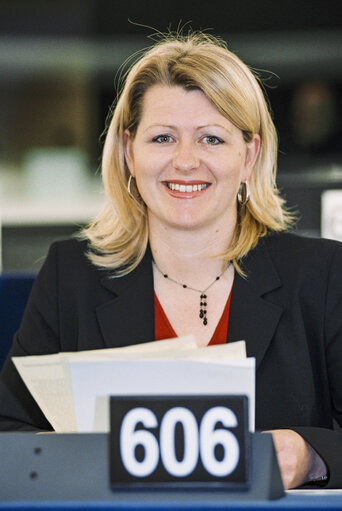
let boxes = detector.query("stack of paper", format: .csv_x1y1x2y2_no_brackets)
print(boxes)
13,336,255,433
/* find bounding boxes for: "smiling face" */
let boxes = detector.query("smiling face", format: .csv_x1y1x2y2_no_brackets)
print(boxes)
124,85,260,234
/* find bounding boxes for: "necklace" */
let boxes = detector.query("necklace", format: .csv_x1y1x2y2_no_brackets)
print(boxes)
153,261,230,326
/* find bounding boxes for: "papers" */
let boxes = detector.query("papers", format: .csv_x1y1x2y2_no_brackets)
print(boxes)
13,336,255,433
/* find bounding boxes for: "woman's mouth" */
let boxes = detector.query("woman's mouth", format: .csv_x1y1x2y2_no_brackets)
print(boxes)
163,181,210,193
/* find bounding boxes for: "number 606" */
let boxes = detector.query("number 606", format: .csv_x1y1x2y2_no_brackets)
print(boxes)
119,406,240,479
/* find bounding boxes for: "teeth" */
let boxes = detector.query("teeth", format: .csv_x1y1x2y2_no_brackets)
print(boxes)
166,183,208,192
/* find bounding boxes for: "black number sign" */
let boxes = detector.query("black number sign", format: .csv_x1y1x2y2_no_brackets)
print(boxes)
110,395,250,490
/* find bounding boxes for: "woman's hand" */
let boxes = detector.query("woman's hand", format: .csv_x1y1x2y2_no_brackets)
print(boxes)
264,429,312,489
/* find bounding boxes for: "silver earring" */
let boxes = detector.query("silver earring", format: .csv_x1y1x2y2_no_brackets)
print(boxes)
237,181,250,206
127,175,134,197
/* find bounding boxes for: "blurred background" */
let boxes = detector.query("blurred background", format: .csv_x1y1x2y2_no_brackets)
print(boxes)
1,0,342,272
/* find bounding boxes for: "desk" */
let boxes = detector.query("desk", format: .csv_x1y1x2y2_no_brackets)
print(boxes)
1,492,342,511
1,434,342,510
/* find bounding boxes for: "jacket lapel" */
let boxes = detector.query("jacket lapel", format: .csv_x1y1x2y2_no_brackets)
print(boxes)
96,246,155,348
227,238,283,368
94,237,283,363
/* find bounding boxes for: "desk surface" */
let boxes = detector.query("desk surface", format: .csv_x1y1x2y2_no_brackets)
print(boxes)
1,491,342,511
1,434,342,510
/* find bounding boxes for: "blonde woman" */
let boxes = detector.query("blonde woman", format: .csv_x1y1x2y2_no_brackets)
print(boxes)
1,33,341,489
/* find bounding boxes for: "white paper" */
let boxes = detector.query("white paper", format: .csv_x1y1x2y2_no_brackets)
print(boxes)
69,358,255,433
12,335,197,431
13,337,254,434
13,353,77,432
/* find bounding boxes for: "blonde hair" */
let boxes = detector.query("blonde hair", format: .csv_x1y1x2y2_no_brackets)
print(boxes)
82,32,293,274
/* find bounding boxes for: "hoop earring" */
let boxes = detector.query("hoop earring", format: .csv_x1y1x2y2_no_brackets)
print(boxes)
237,181,250,206
127,175,134,197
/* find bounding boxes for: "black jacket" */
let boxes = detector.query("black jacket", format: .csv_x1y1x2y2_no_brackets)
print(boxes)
1,232,342,487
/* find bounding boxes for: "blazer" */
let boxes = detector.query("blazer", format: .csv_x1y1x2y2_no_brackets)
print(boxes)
0,231,342,487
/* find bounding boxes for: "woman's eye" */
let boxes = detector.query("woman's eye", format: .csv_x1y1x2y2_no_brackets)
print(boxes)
152,134,173,143
203,135,224,145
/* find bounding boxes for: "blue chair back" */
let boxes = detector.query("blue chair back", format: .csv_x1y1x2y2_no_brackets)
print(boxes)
0,273,35,370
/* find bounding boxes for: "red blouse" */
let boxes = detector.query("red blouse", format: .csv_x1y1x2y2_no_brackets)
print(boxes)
154,292,232,345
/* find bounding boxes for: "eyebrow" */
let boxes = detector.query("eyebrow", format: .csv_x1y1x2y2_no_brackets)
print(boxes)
143,123,233,134
143,124,175,132
198,124,233,134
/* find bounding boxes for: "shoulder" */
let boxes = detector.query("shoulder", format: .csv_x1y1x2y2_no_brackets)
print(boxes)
48,237,89,260
39,237,105,286
262,231,342,262
41,238,153,286
45,237,93,268
239,233,342,317
243,231,342,282
254,231,342,288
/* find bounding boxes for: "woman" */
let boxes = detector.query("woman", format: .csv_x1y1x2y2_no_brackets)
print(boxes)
0,32,341,490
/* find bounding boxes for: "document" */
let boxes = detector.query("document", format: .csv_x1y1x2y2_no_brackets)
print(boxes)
12,337,255,433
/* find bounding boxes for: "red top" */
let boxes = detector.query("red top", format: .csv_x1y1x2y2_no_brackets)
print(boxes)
154,291,232,345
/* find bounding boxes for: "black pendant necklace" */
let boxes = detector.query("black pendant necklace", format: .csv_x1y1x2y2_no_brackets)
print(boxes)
154,262,230,326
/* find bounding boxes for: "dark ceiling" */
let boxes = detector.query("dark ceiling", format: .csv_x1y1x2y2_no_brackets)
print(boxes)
1,0,341,37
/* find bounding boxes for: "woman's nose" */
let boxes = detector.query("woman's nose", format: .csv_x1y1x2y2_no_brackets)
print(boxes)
172,141,200,171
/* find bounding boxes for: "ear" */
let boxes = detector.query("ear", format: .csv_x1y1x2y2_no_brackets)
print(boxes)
123,129,135,176
243,134,261,181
